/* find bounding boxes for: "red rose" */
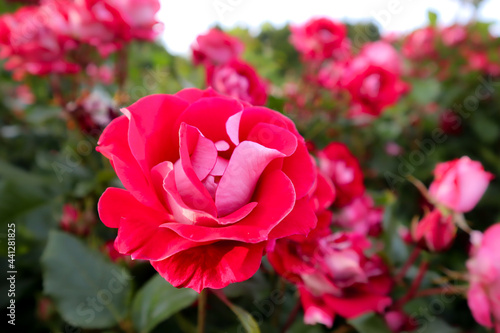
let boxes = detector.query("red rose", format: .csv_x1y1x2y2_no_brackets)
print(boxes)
268,231,392,327
341,57,407,118
318,143,365,207
191,28,244,66
206,59,268,106
290,17,350,62
97,88,317,292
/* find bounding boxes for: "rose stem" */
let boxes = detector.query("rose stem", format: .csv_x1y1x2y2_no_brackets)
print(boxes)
281,299,301,333
197,289,208,333
414,285,467,298
394,261,429,308
395,247,421,284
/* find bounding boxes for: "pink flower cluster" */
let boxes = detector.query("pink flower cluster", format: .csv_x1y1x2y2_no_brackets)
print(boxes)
0,0,162,79
191,29,268,106
290,18,408,119
402,24,500,78
265,142,388,327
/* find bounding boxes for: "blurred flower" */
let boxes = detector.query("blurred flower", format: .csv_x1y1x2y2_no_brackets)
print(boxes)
206,59,268,106
429,157,493,212
439,110,462,135
385,142,403,156
385,310,418,332
359,41,403,76
60,204,95,236
402,27,437,60
467,224,500,332
441,24,467,47
36,297,55,322
15,84,35,106
411,209,456,252
318,142,365,207
86,63,113,85
102,240,135,266
67,89,118,133
334,193,383,237
0,4,80,79
191,28,244,66
341,55,408,118
290,17,350,62
268,230,392,327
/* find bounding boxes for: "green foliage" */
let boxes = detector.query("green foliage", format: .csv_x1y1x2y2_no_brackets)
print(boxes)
42,231,133,329
132,275,198,333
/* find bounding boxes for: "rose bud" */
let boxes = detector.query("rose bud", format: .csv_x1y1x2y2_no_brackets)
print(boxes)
429,157,494,213
60,204,95,236
411,209,456,252
466,224,500,332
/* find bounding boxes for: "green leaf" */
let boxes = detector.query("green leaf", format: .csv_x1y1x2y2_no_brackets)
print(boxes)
471,113,500,144
428,10,438,26
349,313,392,333
132,274,198,333
226,303,261,333
410,79,441,105
42,231,132,329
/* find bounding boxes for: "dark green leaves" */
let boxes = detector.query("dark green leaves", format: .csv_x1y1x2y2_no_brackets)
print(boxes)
42,231,132,329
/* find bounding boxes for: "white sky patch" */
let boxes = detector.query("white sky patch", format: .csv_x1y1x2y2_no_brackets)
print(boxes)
158,0,500,55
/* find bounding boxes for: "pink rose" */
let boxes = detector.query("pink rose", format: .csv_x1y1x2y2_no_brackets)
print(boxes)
0,4,80,78
429,157,493,212
97,88,317,292
359,41,403,76
191,28,244,66
206,59,268,106
402,27,437,60
411,209,456,252
107,0,162,41
441,24,467,47
318,142,365,207
467,224,500,332
290,17,350,62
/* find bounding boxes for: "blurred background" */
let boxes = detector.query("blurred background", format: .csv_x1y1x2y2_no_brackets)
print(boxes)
1,0,500,332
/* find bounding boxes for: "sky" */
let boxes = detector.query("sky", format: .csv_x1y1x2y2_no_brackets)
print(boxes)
159,0,500,55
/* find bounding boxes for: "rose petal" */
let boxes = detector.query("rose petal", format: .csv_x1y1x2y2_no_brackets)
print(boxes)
161,169,296,243
151,241,266,293
246,123,298,156
215,141,285,217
